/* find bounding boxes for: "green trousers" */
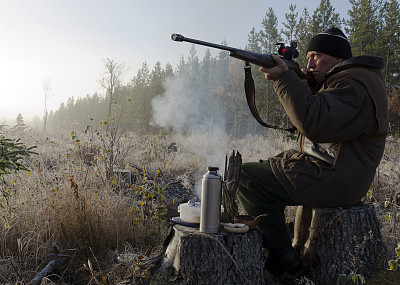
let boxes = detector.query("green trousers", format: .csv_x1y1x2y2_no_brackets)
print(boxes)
237,161,297,249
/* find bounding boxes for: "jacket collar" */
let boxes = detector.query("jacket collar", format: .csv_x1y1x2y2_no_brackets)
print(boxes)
328,55,384,76
311,56,384,93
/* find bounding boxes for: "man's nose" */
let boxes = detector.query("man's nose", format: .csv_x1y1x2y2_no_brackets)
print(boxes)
307,58,315,69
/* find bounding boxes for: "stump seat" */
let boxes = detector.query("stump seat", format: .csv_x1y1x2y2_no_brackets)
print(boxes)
292,202,383,284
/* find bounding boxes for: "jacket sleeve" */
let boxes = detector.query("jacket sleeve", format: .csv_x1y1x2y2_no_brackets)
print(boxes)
273,70,377,143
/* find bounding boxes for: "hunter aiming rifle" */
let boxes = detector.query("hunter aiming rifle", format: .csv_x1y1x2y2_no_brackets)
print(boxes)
171,33,313,132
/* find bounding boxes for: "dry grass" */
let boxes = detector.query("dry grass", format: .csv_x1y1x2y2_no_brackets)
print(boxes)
0,125,399,283
0,127,175,283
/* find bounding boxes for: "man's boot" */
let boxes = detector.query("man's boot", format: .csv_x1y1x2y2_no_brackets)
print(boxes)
264,245,303,276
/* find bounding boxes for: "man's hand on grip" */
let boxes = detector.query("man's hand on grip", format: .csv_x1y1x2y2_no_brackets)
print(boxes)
259,54,289,81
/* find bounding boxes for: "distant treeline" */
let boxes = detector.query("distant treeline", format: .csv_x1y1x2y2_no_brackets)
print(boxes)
45,0,400,137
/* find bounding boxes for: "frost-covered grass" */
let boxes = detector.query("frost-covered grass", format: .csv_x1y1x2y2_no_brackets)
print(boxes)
0,125,399,283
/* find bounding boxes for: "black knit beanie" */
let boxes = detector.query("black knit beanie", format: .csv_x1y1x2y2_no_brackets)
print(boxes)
306,27,352,59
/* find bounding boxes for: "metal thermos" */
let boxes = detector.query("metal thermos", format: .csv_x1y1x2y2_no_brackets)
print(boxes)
200,166,222,234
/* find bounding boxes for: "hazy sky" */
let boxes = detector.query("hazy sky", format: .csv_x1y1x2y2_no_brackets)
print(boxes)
0,0,352,123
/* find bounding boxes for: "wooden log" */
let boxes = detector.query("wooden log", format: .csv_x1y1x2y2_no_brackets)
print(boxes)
292,205,313,254
155,224,265,285
293,203,383,284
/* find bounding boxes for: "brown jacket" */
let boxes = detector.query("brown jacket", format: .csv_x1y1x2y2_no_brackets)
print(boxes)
269,56,388,207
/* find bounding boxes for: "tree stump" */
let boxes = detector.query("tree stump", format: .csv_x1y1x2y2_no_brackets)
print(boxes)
293,203,383,284
221,150,242,223
155,224,265,285
112,169,132,189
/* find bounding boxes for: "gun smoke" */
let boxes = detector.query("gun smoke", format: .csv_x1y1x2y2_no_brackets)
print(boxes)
151,68,229,197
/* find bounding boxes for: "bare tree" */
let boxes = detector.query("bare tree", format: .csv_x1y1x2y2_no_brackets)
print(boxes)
100,58,127,127
43,79,52,132
98,58,128,180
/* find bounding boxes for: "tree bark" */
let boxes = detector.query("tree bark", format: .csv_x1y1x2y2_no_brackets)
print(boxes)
294,203,383,284
156,224,265,285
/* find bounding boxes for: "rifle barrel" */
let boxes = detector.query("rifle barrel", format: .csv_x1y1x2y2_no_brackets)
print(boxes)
171,33,236,52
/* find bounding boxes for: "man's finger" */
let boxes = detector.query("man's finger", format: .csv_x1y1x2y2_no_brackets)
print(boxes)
272,54,288,71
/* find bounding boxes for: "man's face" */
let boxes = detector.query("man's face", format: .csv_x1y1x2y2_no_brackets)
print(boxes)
306,51,343,82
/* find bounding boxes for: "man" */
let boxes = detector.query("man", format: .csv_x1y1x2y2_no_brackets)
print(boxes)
237,27,388,277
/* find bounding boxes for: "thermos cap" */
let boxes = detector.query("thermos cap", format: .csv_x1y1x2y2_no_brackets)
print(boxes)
208,166,219,171
204,166,221,180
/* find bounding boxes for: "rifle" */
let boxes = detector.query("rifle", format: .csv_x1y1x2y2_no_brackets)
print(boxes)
171,33,308,78
171,33,308,132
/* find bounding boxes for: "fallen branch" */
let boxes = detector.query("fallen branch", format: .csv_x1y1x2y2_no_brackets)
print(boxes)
30,254,72,285
129,163,144,173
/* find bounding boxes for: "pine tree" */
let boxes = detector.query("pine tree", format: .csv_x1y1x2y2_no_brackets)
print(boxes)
380,0,400,84
296,7,313,68
311,0,342,35
175,55,187,77
380,0,400,133
0,136,36,176
150,61,165,97
281,4,298,43
246,27,262,53
256,7,289,132
187,45,200,78
164,63,174,79
130,62,151,132
346,0,381,56
259,7,282,54
222,59,248,137
16,113,24,125
216,39,230,78
211,39,230,102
